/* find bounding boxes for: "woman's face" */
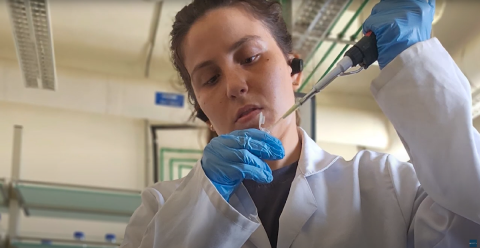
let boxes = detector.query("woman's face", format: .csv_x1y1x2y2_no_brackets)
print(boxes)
182,6,300,135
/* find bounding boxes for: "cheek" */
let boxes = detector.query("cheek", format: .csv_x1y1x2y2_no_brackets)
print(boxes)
197,94,211,114
262,58,293,97
261,59,297,117
197,90,225,124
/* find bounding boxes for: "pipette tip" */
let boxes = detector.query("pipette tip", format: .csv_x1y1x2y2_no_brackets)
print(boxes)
282,102,300,119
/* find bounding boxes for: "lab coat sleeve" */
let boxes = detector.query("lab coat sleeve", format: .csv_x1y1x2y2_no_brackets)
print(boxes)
371,38,480,245
121,163,260,248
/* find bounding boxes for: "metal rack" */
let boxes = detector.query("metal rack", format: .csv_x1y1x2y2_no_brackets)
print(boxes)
3,126,142,248
297,0,369,92
12,180,141,223
292,0,351,60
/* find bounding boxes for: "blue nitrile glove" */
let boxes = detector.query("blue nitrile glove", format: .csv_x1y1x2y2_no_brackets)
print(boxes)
201,129,285,202
363,0,436,69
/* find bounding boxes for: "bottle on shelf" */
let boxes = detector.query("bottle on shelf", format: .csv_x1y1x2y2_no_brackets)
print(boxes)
105,234,116,244
74,231,85,241
41,240,52,245
74,231,86,247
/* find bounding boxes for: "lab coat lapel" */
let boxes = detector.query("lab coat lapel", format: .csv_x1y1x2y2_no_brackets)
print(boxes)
248,224,271,248
277,175,317,248
231,184,271,248
277,129,339,248
296,128,339,177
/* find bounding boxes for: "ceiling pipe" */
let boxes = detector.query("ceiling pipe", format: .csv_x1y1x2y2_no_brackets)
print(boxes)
319,26,363,81
298,0,370,92
280,0,293,32
303,0,353,67
144,1,163,78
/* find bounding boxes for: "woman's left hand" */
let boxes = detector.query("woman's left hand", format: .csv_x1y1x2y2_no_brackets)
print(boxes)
363,0,436,69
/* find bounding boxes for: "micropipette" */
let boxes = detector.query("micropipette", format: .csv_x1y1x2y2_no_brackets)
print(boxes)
260,31,378,133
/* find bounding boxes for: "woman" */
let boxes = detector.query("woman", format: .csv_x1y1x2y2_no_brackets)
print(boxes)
121,0,480,247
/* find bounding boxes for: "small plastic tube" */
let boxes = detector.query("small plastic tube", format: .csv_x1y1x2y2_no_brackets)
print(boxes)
259,112,268,133
259,112,286,133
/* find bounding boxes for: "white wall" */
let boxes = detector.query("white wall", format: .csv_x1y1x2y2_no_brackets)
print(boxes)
317,119,410,162
0,101,145,189
317,141,359,161
0,59,195,125
315,105,389,149
0,101,146,241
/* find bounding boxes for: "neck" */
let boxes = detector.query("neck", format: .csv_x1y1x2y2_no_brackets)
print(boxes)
266,123,302,171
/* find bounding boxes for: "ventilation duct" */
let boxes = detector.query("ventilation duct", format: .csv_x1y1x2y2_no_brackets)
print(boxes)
7,0,57,91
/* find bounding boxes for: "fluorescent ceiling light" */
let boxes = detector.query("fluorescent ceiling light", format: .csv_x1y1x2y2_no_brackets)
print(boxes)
7,0,57,91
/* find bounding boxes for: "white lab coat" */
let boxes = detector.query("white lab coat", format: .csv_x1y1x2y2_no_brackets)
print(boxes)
121,38,480,248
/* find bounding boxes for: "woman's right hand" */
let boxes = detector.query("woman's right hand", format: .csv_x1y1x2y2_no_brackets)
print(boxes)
363,0,435,69
201,129,285,202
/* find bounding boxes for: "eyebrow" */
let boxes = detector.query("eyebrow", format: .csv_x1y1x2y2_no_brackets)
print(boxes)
228,35,261,53
190,35,262,79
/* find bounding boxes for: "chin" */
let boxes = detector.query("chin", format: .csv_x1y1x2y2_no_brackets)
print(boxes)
269,118,295,135
233,123,261,131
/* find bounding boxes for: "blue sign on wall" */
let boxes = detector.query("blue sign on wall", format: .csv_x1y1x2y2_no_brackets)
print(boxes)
155,92,184,108
471,240,478,247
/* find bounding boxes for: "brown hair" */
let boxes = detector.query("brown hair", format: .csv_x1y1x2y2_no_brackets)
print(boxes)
170,0,292,122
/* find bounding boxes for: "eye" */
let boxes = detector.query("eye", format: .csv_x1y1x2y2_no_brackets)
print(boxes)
204,74,220,86
242,54,260,65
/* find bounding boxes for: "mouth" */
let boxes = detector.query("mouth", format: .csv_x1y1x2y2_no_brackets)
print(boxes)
235,105,263,124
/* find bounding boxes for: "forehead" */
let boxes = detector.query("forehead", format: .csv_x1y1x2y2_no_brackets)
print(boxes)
182,6,273,70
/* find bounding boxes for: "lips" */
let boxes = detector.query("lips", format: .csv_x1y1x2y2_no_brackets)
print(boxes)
235,105,262,123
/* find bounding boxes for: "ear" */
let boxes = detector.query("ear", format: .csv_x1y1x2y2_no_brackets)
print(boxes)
206,120,214,132
288,53,303,91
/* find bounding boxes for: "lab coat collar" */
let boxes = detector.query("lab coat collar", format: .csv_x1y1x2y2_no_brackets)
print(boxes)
230,186,271,248
277,172,317,248
237,128,340,248
297,128,340,177
276,128,339,248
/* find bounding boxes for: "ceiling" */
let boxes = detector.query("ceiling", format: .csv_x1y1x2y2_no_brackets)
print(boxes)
0,0,479,111
0,0,190,82
306,0,480,92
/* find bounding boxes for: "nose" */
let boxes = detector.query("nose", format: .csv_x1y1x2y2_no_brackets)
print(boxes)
225,70,248,99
